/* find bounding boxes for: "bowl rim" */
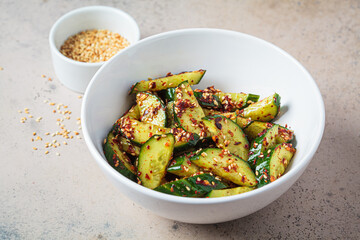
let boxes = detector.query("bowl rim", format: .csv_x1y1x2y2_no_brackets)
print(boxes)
82,28,325,204
49,5,140,67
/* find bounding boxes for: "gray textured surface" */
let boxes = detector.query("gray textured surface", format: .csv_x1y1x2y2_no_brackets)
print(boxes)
0,0,359,239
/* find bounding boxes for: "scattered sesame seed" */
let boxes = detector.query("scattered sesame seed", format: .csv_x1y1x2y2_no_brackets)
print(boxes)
48,77,52,81
29,115,33,118
33,147,37,150
32,132,36,136
56,152,60,156
18,110,22,113
49,102,55,106
45,132,50,135
78,95,82,99
41,74,46,78
45,151,49,154
63,141,67,145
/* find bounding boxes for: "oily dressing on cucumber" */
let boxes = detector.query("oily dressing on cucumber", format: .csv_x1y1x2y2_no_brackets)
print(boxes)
202,115,249,161
103,69,296,198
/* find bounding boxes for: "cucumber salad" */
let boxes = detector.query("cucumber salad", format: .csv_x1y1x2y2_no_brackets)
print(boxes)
103,70,296,198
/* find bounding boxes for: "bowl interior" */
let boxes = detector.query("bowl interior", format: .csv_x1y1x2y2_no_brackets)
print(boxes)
51,6,139,51
82,29,324,202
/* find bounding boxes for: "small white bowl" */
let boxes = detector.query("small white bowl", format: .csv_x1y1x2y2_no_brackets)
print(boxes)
82,29,325,223
49,6,140,93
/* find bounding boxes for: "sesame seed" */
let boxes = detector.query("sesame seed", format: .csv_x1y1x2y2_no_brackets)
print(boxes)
33,147,37,150
45,151,49,154
32,132,36,136
56,152,60,156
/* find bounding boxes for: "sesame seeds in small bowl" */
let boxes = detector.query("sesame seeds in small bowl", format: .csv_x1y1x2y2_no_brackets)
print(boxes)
49,6,140,93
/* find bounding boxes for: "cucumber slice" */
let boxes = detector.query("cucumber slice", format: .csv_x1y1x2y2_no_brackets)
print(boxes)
137,134,175,189
173,81,207,137
239,93,281,122
130,70,206,94
103,132,137,181
202,115,249,161
136,92,166,127
193,91,222,109
115,117,199,151
122,105,140,119
190,148,257,187
255,143,296,187
215,92,260,111
206,186,254,198
248,125,279,170
117,135,140,156
244,121,294,143
154,173,228,197
167,153,200,177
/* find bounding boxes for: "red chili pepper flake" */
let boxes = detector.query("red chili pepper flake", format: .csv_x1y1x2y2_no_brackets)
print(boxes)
228,130,234,137
137,171,142,176
146,145,150,150
165,141,170,147
241,175,246,183
149,82,156,89
234,141,241,145
166,72,173,77
215,117,222,130
145,174,150,180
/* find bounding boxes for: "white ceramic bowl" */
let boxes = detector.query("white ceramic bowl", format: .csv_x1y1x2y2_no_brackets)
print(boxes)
49,6,140,93
82,29,325,224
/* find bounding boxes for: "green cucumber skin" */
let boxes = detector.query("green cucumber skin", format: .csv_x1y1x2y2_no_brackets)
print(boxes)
103,133,137,182
172,132,200,153
247,125,279,170
130,70,206,94
162,87,176,102
240,93,281,122
154,173,228,197
167,153,200,177
255,143,295,188
193,91,222,109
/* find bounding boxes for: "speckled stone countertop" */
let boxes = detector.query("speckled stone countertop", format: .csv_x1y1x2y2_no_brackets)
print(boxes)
1,0,359,239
